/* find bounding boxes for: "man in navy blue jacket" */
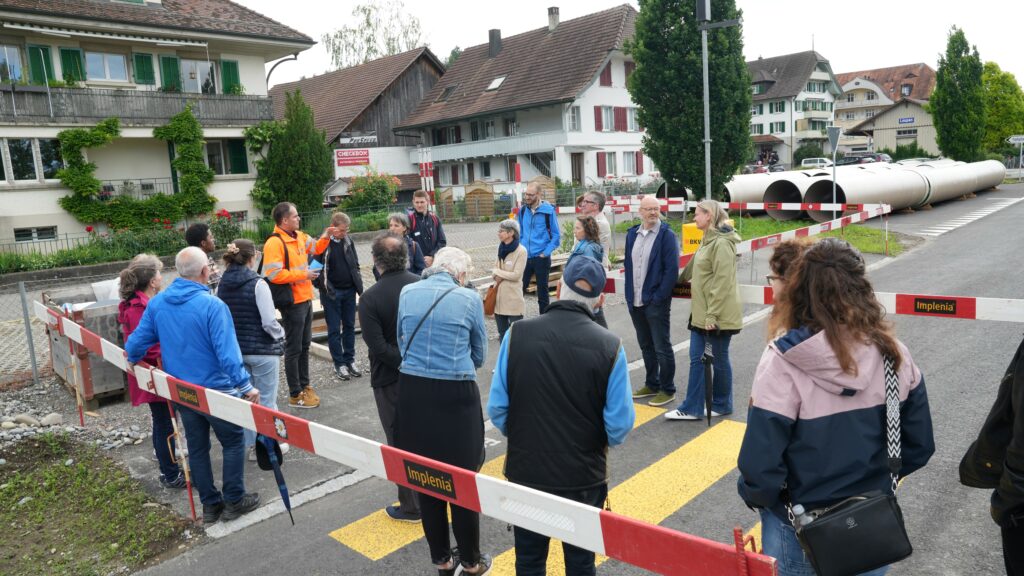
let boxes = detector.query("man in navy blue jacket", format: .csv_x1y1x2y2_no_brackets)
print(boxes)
624,196,680,407
516,182,561,313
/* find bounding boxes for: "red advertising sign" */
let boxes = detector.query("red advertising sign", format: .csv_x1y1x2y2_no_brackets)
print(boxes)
335,149,370,167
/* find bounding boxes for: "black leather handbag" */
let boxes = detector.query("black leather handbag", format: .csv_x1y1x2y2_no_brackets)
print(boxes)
258,234,295,310
790,356,913,576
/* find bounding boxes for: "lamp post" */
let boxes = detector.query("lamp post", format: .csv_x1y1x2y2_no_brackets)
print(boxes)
827,125,842,219
696,0,741,201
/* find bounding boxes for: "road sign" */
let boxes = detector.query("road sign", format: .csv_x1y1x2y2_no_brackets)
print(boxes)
1007,135,1024,144
827,126,843,150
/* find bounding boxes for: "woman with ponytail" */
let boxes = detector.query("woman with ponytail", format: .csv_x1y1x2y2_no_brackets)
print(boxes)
118,254,185,489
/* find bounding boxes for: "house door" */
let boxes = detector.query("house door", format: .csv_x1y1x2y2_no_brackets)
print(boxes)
571,153,584,185
467,162,475,183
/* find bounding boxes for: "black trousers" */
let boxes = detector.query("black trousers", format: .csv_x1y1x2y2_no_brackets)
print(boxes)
1005,520,1024,575
280,300,312,397
373,383,419,514
523,256,552,313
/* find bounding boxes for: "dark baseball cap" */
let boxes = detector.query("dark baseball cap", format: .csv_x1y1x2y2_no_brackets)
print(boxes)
562,256,606,298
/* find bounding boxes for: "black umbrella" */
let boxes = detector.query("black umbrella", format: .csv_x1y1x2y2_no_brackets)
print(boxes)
256,433,294,525
702,337,715,427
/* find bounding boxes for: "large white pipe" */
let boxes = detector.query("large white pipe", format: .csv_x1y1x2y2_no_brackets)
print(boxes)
803,169,929,222
723,173,790,204
761,172,830,220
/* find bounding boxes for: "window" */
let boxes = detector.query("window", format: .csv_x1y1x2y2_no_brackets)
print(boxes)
809,119,829,131
220,60,241,94
470,121,480,141
439,164,450,186
206,141,225,174
770,122,786,134
598,152,616,176
132,53,155,85
599,63,612,86
450,164,460,185
85,52,128,81
627,108,639,132
481,160,491,178
750,124,764,135
27,45,55,85
769,101,785,114
444,126,457,143
846,93,855,103
0,45,24,82
751,103,763,116
901,83,912,96
8,139,36,180
845,112,856,120
601,106,613,132
486,76,506,91
866,92,877,101
14,226,57,242
624,61,635,79
205,139,249,175
503,118,518,137
483,119,496,139
896,128,918,138
180,59,215,94
752,83,764,95
568,106,581,132
865,110,876,118
39,139,63,179
436,84,458,102
623,150,636,175
806,81,827,93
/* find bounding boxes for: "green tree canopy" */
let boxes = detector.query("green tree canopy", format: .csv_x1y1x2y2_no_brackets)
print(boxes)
981,61,1024,153
627,0,751,199
263,90,334,214
931,27,985,161
321,0,423,70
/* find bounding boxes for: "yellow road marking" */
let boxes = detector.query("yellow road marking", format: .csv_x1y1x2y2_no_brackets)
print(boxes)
489,420,748,574
330,404,666,559
745,522,762,552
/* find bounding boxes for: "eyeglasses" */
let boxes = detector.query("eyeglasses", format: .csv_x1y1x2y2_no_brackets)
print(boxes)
580,199,597,205
639,207,660,213
766,274,782,284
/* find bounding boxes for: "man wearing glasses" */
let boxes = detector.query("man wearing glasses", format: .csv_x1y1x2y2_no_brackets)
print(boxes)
516,182,561,314
578,191,611,269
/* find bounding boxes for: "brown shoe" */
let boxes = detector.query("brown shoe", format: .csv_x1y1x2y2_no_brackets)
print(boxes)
289,388,319,409
302,387,320,407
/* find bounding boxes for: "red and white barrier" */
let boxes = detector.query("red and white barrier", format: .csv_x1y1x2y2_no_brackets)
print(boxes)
33,300,775,576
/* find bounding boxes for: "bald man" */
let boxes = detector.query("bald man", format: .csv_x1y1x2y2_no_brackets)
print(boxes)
624,196,680,407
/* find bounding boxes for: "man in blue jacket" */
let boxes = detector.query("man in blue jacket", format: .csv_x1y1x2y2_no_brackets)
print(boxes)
126,247,261,525
625,196,680,407
516,182,561,313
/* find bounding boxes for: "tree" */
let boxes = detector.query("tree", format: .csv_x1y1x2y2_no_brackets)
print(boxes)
263,90,334,214
627,0,750,200
321,0,423,70
981,62,1024,153
793,142,824,166
445,46,462,69
931,27,985,161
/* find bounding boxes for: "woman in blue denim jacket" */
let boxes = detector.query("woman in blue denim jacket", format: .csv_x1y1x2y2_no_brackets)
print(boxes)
569,215,605,265
395,247,490,576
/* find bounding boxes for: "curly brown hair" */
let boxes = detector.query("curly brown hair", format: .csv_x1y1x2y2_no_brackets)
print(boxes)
767,238,901,374
576,215,600,243
769,238,812,278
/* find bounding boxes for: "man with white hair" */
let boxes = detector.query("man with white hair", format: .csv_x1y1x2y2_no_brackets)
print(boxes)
579,190,611,268
488,255,635,575
126,246,261,525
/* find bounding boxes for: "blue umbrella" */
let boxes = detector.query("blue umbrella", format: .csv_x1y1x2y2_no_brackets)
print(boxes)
256,433,294,525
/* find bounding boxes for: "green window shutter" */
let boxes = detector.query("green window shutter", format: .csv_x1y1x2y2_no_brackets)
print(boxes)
27,46,54,84
59,48,84,82
159,55,180,91
220,60,240,94
133,53,155,85
226,139,249,174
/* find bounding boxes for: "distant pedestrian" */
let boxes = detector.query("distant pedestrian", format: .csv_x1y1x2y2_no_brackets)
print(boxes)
262,202,321,409
358,233,422,523
117,254,184,489
626,196,680,407
488,255,635,576
126,247,262,524
313,212,364,381
396,247,490,576
737,238,934,576
491,219,527,343
186,222,221,292
666,200,742,421
216,239,288,462
517,181,561,313
374,212,426,279
408,189,447,267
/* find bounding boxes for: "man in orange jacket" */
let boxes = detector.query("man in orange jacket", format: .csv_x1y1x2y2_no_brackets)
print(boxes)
263,202,321,409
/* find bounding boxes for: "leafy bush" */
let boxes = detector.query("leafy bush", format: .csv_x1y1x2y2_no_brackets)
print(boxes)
876,143,938,161
208,209,242,245
0,228,186,274
793,142,825,165
350,211,389,233
341,171,400,212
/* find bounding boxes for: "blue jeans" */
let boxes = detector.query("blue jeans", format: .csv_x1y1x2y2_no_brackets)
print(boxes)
148,402,180,480
760,509,889,576
321,287,357,367
177,405,246,506
678,330,733,416
627,299,676,394
523,256,552,313
242,354,280,448
514,484,608,576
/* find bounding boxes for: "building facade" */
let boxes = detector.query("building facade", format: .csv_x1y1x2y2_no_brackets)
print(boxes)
395,5,656,199
747,51,842,167
847,99,939,156
834,63,936,153
0,0,312,245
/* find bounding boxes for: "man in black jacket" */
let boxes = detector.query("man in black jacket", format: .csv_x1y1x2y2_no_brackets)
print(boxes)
313,212,364,380
961,335,1024,575
358,233,422,522
407,190,446,267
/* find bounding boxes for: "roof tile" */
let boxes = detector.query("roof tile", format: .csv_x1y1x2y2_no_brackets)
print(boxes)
835,63,936,101
748,51,832,101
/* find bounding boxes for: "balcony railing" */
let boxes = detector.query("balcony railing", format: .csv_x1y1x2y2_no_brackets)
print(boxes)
0,85,273,126
98,178,175,201
414,131,569,163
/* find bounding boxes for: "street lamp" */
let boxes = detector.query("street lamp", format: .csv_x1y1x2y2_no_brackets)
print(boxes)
697,0,741,201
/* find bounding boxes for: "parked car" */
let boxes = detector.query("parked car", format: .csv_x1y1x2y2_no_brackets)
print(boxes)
768,164,787,172
742,164,769,174
801,157,832,168
835,156,862,166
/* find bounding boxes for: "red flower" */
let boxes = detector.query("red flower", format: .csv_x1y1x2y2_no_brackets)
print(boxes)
163,219,171,224
164,225,172,229
85,225,94,232
153,218,160,223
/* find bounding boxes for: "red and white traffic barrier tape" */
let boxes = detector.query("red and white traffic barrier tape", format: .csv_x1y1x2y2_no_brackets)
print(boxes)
604,198,888,214
32,300,774,576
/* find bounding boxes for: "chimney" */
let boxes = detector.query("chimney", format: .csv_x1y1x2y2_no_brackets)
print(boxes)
548,7,560,32
488,29,502,58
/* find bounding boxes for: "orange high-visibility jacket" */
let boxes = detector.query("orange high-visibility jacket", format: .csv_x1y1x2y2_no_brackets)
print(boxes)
262,225,316,304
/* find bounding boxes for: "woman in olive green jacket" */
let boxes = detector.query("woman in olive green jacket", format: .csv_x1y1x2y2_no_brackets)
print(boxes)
665,200,743,421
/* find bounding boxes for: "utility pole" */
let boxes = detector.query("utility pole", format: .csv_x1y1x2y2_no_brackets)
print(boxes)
696,0,741,201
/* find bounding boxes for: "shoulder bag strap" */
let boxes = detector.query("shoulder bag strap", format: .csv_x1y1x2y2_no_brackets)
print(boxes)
884,355,903,494
402,285,459,361
256,233,289,274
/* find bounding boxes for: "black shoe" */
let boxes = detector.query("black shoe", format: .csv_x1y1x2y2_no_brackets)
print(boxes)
335,365,351,380
346,363,362,378
437,548,461,576
385,504,421,523
160,472,187,489
203,501,224,524
456,553,491,575
222,493,260,521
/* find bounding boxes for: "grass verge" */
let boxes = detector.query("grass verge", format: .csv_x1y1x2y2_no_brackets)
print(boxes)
0,433,190,576
613,215,903,256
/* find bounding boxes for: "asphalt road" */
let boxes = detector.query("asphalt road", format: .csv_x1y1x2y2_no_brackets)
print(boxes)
132,182,1023,575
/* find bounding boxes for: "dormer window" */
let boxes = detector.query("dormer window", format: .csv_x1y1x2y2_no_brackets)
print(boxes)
436,84,458,102
486,76,506,91
901,83,912,97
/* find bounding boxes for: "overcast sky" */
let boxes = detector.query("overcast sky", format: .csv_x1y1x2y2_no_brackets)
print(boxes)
240,0,1024,90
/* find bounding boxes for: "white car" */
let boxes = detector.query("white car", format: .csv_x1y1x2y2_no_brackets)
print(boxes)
801,157,833,168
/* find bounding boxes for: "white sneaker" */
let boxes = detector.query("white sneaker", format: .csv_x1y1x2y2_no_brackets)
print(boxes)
247,446,257,462
664,409,700,421
280,442,290,455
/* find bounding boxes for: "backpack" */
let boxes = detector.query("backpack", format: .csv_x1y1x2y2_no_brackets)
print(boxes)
408,209,439,232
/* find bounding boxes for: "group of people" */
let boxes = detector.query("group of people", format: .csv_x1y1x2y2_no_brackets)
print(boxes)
112,188,950,576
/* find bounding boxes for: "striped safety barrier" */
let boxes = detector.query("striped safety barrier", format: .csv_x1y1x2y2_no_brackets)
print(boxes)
33,300,775,576
604,198,888,215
